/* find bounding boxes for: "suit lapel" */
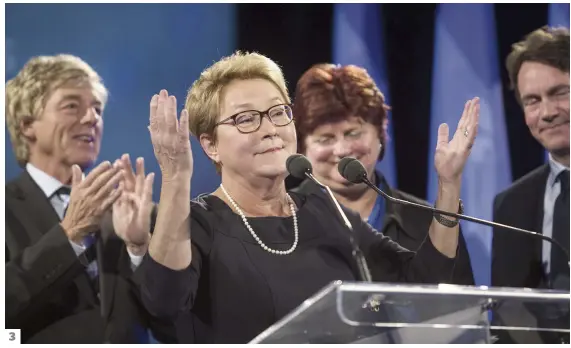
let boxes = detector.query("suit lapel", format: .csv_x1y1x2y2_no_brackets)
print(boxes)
99,212,119,320
507,164,550,285
9,172,62,243
11,171,100,307
512,165,549,231
533,165,551,262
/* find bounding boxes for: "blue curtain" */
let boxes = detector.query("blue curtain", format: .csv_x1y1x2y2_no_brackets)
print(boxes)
427,4,512,287
332,3,397,188
545,3,570,162
5,3,236,200
548,3,570,28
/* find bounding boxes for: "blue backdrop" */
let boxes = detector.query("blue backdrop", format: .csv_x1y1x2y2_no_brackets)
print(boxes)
332,3,397,188
427,4,512,287
5,3,236,200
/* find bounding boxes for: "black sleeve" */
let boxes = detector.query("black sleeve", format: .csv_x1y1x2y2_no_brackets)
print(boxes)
92,206,178,344
491,192,514,287
452,225,475,285
5,223,86,328
137,202,213,320
357,216,457,284
114,244,179,343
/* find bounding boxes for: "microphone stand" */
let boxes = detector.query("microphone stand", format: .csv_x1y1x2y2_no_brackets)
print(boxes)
303,171,372,282
358,175,570,267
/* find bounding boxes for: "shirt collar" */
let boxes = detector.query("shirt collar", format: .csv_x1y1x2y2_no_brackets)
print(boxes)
26,163,70,198
547,154,569,188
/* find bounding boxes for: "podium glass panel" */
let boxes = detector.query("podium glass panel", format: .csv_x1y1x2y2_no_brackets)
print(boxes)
250,281,570,344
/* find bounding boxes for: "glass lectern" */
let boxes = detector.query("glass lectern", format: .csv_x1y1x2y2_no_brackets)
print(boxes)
250,281,570,344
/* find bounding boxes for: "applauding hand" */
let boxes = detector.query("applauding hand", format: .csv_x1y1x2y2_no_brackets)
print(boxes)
149,89,193,182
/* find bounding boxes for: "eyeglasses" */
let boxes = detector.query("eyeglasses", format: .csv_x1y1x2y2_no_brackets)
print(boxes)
214,103,294,134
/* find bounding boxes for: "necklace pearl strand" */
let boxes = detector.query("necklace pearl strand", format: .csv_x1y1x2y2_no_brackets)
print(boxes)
219,184,298,255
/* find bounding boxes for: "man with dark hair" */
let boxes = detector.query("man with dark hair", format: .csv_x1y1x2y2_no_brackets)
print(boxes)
491,27,569,343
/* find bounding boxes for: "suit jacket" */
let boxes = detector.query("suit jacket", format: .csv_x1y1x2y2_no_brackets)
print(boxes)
5,171,174,344
491,164,568,344
491,164,550,289
288,176,475,286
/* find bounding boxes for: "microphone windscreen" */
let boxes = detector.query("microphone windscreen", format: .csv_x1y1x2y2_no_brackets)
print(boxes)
338,157,367,184
286,154,313,179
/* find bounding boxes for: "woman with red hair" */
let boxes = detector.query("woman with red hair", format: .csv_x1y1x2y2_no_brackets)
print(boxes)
291,64,474,285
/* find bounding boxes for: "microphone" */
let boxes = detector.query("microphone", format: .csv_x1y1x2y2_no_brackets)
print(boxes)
286,154,372,282
338,157,570,265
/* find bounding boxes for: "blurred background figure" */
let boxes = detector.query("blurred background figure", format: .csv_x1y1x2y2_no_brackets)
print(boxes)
5,54,170,343
290,63,474,285
493,26,569,293
491,27,569,344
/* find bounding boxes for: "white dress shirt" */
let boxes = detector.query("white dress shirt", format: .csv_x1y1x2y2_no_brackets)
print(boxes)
542,155,570,274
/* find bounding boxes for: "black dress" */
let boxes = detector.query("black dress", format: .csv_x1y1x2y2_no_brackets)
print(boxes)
140,189,457,343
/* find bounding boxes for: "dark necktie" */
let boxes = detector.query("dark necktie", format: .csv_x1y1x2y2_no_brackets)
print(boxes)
57,186,98,280
56,186,71,218
550,170,569,290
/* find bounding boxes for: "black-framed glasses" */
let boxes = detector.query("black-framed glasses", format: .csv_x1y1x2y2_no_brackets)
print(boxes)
214,103,294,134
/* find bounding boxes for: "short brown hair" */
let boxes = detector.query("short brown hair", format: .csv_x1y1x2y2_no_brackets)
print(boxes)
6,54,108,167
184,51,290,171
506,26,570,101
293,64,389,159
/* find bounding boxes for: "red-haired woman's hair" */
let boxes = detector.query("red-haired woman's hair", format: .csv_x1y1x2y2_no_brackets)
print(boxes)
293,64,390,159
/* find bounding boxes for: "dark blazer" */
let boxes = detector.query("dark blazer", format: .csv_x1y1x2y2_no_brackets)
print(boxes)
140,187,468,343
490,165,568,344
491,164,550,289
5,171,174,344
288,176,475,286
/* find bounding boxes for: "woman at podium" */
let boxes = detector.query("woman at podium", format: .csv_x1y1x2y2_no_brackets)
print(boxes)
138,51,480,343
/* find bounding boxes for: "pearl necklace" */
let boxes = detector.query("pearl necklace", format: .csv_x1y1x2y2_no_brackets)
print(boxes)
220,184,298,255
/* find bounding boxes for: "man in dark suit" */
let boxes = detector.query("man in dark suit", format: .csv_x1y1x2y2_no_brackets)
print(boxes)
491,27,569,343
5,54,171,343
